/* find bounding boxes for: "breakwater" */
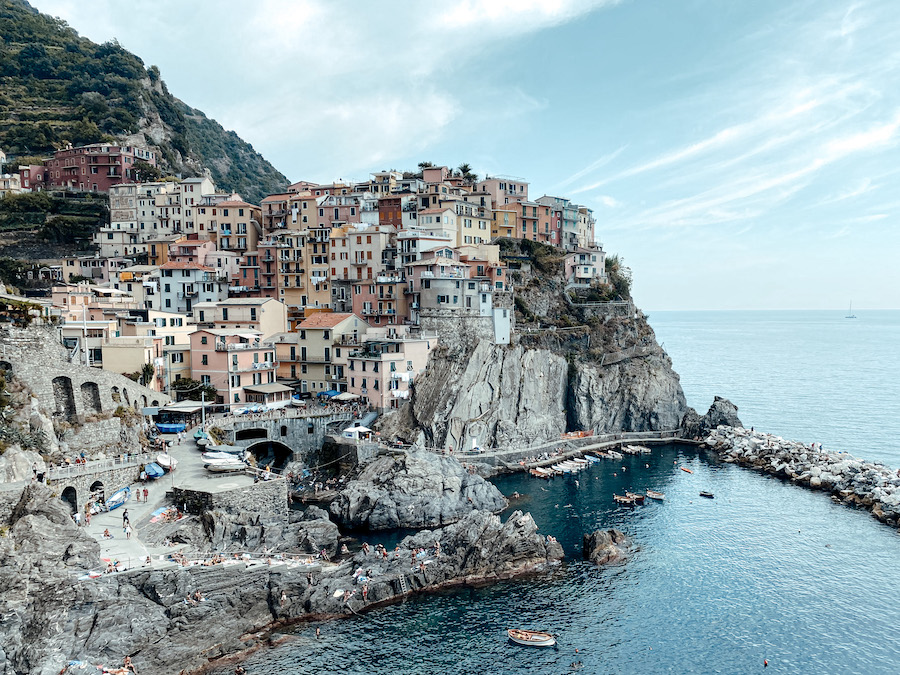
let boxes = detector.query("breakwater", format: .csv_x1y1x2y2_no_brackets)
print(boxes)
705,426,900,527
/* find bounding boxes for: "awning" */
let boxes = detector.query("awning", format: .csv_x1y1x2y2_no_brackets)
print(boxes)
345,425,372,433
159,400,207,414
317,389,341,398
333,392,359,401
243,383,294,394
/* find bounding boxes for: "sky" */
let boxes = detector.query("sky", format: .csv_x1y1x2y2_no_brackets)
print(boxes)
33,0,900,310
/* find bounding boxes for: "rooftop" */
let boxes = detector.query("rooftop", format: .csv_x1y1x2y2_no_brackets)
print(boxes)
297,312,356,329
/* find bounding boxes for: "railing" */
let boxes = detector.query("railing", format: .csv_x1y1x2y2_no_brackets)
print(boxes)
47,453,155,481
216,341,263,352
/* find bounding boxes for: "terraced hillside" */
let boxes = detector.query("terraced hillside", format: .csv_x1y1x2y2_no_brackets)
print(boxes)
0,0,288,203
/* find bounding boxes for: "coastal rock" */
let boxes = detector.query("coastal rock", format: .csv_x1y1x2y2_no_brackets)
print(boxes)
142,507,340,557
702,397,742,429
382,309,688,451
330,449,507,530
583,529,632,566
704,426,900,527
0,486,561,675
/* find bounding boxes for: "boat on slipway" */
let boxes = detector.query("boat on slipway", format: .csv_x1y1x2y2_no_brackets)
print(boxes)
106,486,130,510
507,628,556,647
156,453,177,471
144,462,165,480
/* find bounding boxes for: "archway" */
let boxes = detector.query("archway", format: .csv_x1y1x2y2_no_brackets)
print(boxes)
60,486,77,514
0,360,12,376
235,428,268,442
52,376,76,420
81,381,102,414
246,440,294,473
89,480,105,505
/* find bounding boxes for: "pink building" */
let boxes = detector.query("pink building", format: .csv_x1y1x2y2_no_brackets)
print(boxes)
346,329,437,412
189,329,288,410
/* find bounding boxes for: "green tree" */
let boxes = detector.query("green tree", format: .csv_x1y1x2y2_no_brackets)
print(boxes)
132,161,162,182
170,378,217,402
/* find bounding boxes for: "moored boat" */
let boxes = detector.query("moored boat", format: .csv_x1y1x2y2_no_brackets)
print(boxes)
608,450,624,460
106,486,130,510
625,491,645,505
584,454,603,463
507,628,556,647
699,491,715,499
645,489,666,501
613,494,635,506
680,466,693,474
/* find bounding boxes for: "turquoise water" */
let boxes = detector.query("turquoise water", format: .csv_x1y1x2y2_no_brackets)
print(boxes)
210,311,900,674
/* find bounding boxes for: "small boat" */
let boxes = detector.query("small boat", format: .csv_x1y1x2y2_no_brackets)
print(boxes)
206,444,246,455
613,494,635,505
105,486,130,510
156,453,178,471
846,301,857,319
507,628,556,647
680,467,693,474
193,428,208,440
196,437,209,448
204,458,246,473
203,451,244,461
144,462,165,479
584,454,603,463
607,450,624,460
571,457,589,465
645,489,666,501
699,491,715,499
625,491,646,505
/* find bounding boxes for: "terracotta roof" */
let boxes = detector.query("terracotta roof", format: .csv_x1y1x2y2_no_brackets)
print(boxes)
261,193,294,202
159,262,214,271
217,200,257,208
297,312,356,329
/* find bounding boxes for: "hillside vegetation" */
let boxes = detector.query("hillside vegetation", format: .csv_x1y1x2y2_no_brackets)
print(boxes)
0,0,288,203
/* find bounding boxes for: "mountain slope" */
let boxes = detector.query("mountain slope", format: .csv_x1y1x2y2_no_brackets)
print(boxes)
0,0,287,203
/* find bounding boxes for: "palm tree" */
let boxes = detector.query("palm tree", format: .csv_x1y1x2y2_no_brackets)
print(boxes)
457,163,477,183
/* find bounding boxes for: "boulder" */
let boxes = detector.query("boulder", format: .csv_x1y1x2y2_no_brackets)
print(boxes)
700,396,742,431
330,449,507,530
583,529,632,566
0,444,45,483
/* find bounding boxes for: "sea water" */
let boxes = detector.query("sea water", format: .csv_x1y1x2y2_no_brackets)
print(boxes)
210,311,900,674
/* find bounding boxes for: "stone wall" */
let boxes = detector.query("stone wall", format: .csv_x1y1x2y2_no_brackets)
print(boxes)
220,412,352,465
52,459,151,514
58,416,142,456
0,325,170,425
172,478,288,519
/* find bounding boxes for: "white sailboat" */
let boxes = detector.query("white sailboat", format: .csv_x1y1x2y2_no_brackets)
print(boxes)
846,302,857,319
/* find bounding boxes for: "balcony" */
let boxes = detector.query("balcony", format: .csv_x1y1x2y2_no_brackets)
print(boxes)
216,341,262,351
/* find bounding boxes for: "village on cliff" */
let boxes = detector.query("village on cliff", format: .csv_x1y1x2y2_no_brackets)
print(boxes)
1,143,606,415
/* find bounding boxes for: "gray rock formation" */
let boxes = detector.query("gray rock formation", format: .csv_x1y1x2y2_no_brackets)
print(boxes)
142,505,340,557
329,449,508,530
0,485,560,675
681,397,742,438
706,426,900,527
583,529,632,566
383,311,687,451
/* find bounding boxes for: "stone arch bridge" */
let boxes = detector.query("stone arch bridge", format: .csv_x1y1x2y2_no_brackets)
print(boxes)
218,411,353,469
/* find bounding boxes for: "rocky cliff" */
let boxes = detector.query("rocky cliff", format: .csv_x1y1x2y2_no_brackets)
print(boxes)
383,241,687,451
330,449,508,530
0,485,561,675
